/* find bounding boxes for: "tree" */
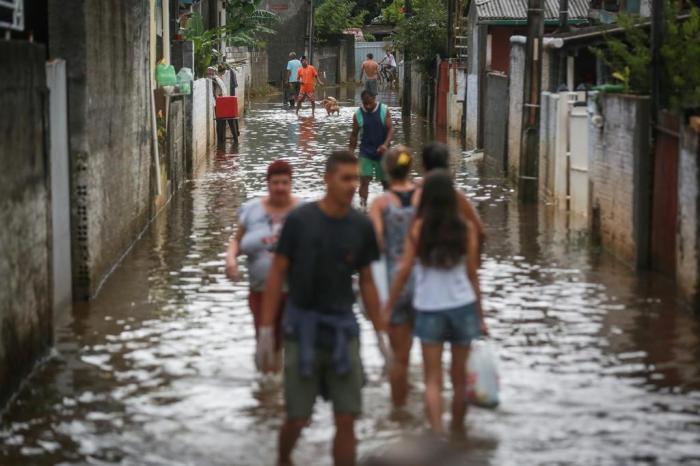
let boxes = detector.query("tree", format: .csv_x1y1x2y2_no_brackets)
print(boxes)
393,0,447,75
314,0,369,43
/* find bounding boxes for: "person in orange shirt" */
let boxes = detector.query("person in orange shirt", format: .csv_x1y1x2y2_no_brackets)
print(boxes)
296,56,325,117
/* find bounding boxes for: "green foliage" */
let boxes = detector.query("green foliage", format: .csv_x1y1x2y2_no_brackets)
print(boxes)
314,0,368,42
393,0,447,75
226,0,279,48
185,0,279,78
380,0,404,25
662,1,700,110
591,14,651,94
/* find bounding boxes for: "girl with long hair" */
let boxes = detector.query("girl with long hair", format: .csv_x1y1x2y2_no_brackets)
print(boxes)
384,169,487,434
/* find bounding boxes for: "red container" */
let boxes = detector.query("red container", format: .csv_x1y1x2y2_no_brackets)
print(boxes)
215,96,239,119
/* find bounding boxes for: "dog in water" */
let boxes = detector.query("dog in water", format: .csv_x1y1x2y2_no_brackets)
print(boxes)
321,96,340,116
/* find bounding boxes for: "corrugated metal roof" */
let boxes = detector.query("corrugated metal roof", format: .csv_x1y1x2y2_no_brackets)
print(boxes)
475,0,590,21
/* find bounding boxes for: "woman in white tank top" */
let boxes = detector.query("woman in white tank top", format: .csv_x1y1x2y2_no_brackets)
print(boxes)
384,169,487,435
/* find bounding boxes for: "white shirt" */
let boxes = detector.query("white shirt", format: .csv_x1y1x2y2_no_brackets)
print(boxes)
413,260,476,311
386,53,397,68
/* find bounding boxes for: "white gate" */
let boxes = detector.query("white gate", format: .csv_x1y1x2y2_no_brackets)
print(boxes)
354,41,392,79
569,102,589,217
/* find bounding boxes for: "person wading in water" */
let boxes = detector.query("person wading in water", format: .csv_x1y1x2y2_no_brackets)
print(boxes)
368,146,419,408
225,160,300,373
349,89,393,208
257,150,385,466
384,169,487,435
296,56,324,117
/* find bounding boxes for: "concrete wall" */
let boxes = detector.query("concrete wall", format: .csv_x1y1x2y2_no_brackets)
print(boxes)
315,45,339,85
49,0,154,300
167,98,187,194
0,41,53,405
483,72,509,171
589,94,651,268
249,49,269,89
191,78,214,171
410,67,429,117
261,0,308,84
508,39,525,182
677,123,700,310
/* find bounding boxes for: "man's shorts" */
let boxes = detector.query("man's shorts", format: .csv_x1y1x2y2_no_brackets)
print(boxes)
296,90,315,103
364,79,378,95
360,155,385,181
414,302,481,346
284,338,363,419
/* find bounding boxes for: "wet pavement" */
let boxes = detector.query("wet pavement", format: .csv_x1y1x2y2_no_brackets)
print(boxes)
2,87,700,466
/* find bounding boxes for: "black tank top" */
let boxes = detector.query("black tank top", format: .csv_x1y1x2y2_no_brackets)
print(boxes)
391,189,415,208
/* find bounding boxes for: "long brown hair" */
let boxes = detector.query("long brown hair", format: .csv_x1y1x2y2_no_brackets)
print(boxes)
416,170,466,268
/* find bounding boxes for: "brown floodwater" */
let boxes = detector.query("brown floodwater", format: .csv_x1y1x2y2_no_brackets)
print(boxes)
1,88,700,466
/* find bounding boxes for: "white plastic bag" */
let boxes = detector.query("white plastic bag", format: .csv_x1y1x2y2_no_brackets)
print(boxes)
466,339,500,408
370,256,389,305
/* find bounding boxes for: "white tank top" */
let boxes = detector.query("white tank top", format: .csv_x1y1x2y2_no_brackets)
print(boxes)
412,260,476,311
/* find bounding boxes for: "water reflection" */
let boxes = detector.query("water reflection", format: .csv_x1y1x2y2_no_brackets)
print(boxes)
1,87,699,466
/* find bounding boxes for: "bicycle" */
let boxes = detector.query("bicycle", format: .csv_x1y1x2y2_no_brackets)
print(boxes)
379,64,398,89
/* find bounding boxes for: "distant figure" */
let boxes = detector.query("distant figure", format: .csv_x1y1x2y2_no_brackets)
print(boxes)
286,52,302,108
296,56,325,117
208,66,237,149
379,50,397,74
349,89,393,208
360,53,379,95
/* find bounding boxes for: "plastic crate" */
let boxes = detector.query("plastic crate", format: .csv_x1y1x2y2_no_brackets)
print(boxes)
215,96,239,119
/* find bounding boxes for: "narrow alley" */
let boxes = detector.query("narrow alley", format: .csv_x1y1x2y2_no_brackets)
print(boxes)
2,90,699,465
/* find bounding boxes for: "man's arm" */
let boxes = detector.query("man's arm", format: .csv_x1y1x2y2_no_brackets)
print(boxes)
368,197,386,252
315,69,325,87
359,62,365,81
359,266,385,332
377,108,394,155
349,114,359,152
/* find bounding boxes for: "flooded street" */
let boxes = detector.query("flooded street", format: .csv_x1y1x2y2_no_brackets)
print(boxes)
2,88,700,465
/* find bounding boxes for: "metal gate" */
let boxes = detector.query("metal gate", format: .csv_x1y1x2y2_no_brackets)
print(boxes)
651,112,680,276
354,41,391,79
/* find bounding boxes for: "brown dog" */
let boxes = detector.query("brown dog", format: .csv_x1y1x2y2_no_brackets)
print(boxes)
321,96,340,116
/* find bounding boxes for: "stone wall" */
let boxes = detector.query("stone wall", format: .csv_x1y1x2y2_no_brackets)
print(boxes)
49,0,153,300
677,123,700,309
483,72,509,172
589,94,651,268
508,39,525,182
0,41,53,405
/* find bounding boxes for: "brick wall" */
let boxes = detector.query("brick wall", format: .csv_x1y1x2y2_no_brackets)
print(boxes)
589,94,651,267
677,123,700,309
0,41,53,405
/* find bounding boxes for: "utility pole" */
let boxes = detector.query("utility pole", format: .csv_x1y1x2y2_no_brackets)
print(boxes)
556,0,569,88
519,0,544,202
650,0,664,122
402,0,414,116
